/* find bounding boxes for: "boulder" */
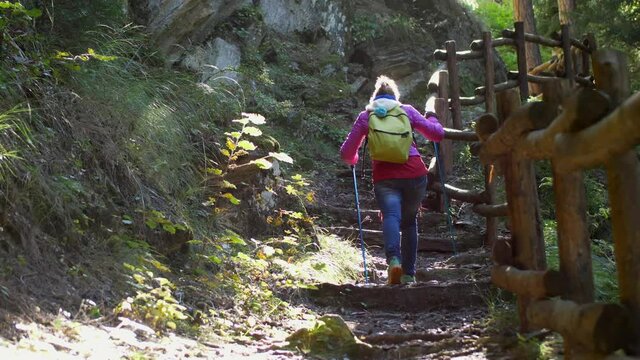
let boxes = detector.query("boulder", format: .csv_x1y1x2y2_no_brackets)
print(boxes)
181,38,242,85
131,0,251,62
259,0,353,56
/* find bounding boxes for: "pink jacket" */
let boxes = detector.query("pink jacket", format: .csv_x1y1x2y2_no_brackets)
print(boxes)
340,102,445,165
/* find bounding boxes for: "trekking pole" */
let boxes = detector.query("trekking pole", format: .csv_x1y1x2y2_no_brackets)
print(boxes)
351,165,369,284
433,143,458,255
360,138,368,181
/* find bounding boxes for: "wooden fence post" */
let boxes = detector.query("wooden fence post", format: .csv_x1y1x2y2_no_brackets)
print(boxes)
544,79,595,358
593,50,640,354
437,71,453,176
446,41,462,130
497,88,545,332
483,31,497,247
514,21,529,101
561,24,575,85
544,80,595,306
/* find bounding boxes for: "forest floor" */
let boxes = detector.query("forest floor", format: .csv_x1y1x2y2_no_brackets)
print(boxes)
0,169,562,359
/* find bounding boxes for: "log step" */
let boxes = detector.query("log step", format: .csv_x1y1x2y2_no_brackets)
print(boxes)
326,226,484,253
307,280,491,311
311,205,454,228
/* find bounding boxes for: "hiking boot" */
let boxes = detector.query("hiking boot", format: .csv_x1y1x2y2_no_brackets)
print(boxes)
400,275,416,284
387,257,402,285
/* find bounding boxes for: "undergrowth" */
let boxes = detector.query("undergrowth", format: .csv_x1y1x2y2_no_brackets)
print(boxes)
0,1,365,348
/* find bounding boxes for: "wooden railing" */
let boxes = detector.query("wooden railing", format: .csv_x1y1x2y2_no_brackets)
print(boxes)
429,21,640,357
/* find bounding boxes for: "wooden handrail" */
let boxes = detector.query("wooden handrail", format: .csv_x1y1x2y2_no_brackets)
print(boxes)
502,28,562,48
428,181,488,204
434,49,483,61
444,128,478,142
492,266,564,299
475,80,519,96
527,300,633,354
469,37,515,51
554,88,640,172
473,203,508,217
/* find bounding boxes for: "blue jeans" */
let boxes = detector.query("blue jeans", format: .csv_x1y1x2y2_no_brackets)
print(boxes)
374,175,427,276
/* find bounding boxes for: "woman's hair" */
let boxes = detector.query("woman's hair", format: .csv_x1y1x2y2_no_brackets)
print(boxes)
370,75,400,102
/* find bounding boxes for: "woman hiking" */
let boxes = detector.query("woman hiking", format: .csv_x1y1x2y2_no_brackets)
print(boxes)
340,75,445,285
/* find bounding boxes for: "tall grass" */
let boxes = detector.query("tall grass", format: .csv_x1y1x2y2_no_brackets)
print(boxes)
0,106,32,182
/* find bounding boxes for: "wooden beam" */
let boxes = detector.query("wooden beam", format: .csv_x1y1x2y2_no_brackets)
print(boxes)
507,71,594,86
458,95,486,106
492,237,513,266
475,80,519,96
497,88,546,332
472,203,508,217
443,128,478,142
514,22,529,100
446,41,462,129
540,80,595,305
434,49,484,61
492,266,564,299
475,113,499,142
429,181,488,204
570,37,590,53
518,86,610,160
592,50,640,354
435,98,453,177
470,37,516,51
437,70,449,101
427,70,440,93
483,31,497,248
527,300,634,354
502,29,562,48
479,100,557,164
553,91,640,172
561,24,575,84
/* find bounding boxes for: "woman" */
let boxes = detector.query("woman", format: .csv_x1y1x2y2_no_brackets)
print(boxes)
340,75,444,284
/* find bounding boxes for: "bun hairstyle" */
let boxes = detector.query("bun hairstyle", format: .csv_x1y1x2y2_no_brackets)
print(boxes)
370,75,400,103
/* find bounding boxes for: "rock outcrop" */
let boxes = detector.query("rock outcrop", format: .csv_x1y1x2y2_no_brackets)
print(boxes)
129,0,502,113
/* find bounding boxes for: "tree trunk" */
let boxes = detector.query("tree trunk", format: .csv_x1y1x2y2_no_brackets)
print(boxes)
514,0,542,70
558,0,576,25
514,0,542,95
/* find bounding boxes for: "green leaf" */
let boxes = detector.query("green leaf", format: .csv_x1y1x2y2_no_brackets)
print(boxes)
208,168,223,176
227,233,246,245
208,255,222,264
221,193,241,205
242,113,266,125
291,174,304,181
226,139,236,151
220,149,230,157
145,219,158,229
236,252,251,261
269,152,294,164
251,158,272,169
285,185,297,195
232,118,250,125
162,223,176,234
225,131,242,139
25,8,42,18
222,180,237,189
242,126,262,137
238,140,256,151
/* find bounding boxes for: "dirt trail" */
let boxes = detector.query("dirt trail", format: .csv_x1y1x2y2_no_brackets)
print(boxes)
303,170,514,359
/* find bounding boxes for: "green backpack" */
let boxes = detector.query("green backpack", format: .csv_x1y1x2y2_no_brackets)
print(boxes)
367,106,413,163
